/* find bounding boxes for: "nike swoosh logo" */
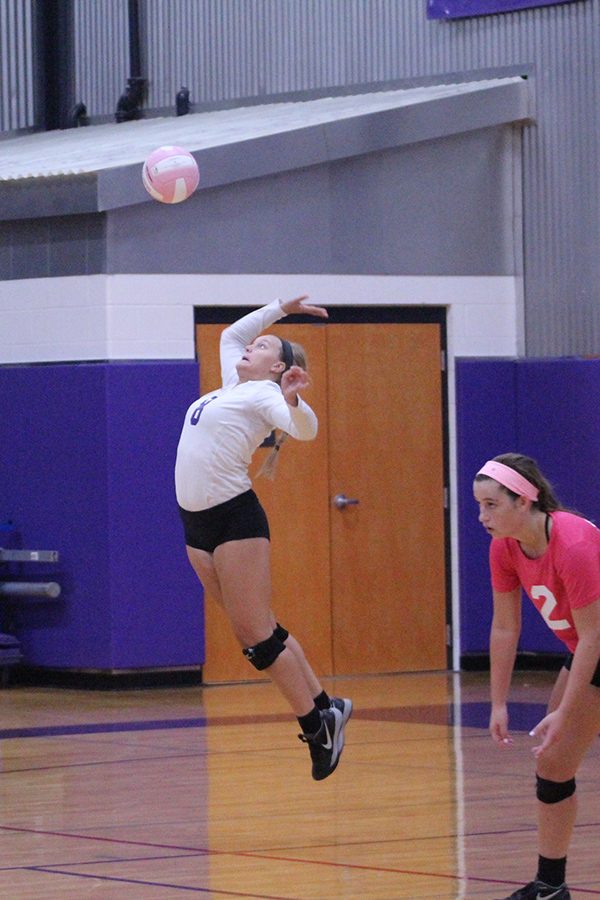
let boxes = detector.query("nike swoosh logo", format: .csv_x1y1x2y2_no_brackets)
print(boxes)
536,891,563,900
322,721,333,750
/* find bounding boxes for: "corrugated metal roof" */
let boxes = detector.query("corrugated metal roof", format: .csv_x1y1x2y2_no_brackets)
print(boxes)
0,77,526,181
0,76,530,220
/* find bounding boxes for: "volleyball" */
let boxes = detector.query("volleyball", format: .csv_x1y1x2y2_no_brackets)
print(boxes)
142,145,200,204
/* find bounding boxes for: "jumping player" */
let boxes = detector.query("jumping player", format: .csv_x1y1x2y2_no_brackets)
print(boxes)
474,452,600,900
175,294,352,780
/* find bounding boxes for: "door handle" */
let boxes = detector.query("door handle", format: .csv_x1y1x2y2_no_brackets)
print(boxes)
333,493,360,510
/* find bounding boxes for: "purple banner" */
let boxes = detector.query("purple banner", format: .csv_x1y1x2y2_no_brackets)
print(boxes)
428,0,582,19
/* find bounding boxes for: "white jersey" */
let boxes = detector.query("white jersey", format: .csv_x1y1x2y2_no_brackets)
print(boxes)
175,299,318,511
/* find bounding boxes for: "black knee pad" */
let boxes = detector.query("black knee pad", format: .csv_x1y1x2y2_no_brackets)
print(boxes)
536,775,576,804
243,632,286,671
273,622,289,643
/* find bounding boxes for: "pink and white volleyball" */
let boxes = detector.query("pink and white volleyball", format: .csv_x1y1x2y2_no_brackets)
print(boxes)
142,145,200,204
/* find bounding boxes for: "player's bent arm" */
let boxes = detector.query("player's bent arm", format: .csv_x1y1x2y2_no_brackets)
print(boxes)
286,397,318,440
266,392,318,441
489,588,522,723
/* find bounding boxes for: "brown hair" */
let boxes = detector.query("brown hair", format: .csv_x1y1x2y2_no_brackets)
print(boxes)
273,340,306,383
474,452,564,512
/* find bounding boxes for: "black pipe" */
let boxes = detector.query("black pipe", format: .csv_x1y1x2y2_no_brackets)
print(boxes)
34,0,76,131
128,0,142,78
116,0,146,122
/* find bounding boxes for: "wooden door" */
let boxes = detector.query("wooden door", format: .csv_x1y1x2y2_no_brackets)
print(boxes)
194,312,448,682
327,324,447,674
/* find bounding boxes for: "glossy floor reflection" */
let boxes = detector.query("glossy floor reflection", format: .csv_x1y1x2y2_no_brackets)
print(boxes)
0,671,598,898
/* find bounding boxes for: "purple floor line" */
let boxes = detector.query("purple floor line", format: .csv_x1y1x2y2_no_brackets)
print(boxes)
29,866,291,899
0,716,209,741
0,701,548,741
3,824,600,896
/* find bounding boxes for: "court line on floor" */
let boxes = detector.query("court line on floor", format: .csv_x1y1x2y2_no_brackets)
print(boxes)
24,866,291,899
0,750,206,776
3,822,596,896
0,701,548,741
0,731,447,777
0,851,207,873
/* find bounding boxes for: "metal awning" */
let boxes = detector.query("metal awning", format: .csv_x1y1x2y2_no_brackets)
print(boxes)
0,76,531,220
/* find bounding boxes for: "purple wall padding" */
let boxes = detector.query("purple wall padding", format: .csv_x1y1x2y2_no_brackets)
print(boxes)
0,361,204,670
456,359,518,653
6,355,599,668
457,357,600,656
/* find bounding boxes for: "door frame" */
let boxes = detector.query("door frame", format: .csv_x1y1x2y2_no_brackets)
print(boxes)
193,303,452,669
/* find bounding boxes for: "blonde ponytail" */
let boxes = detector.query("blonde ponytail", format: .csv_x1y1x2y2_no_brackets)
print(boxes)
257,338,307,480
257,431,288,480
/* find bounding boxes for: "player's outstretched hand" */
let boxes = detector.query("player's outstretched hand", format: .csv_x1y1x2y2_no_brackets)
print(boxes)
280,295,328,319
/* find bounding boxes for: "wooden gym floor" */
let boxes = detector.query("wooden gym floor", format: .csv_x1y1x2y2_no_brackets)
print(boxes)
0,671,598,899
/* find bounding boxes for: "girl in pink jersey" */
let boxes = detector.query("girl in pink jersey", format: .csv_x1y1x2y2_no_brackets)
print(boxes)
176,294,351,781
474,453,600,900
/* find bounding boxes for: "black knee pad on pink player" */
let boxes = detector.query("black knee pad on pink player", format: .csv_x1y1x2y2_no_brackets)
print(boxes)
536,775,576,804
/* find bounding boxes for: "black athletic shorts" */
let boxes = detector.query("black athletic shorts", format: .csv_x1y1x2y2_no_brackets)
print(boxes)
178,489,270,553
564,652,600,687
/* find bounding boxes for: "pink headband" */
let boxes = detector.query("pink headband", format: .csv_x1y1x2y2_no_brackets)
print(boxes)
477,460,539,501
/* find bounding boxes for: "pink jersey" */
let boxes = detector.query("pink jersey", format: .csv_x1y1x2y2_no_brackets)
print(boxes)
489,510,600,652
